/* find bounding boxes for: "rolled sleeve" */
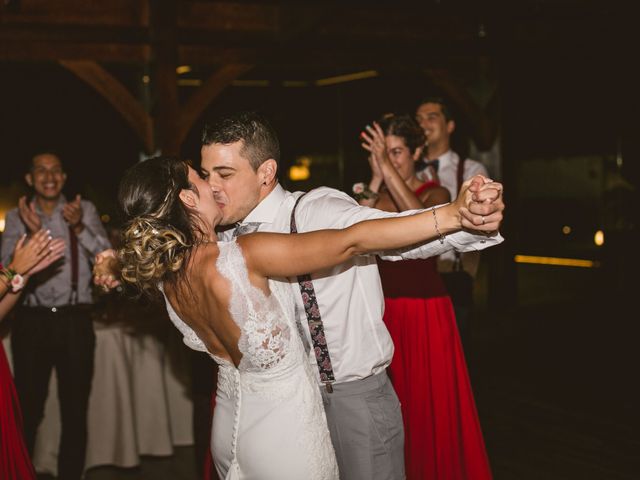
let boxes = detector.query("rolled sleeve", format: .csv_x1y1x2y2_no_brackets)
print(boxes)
294,188,504,261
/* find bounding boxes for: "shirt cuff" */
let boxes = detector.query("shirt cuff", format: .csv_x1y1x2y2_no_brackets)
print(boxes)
447,230,504,252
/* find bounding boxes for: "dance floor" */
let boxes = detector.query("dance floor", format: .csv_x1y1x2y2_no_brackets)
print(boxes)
38,267,639,480
472,301,638,480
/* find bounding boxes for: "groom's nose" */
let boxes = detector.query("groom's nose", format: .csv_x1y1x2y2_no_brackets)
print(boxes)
208,174,221,191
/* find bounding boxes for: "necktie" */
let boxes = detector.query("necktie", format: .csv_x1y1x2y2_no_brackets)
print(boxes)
232,222,261,238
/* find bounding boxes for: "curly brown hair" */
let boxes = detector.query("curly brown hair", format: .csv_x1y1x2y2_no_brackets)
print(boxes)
377,114,426,154
378,113,427,154
117,156,203,298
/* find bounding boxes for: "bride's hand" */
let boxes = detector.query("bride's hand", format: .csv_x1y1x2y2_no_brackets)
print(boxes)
456,175,504,233
93,249,121,291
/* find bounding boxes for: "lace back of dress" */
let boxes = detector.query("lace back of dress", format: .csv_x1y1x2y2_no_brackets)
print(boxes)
216,241,291,372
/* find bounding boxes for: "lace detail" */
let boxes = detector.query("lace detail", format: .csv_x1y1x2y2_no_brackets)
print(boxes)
162,241,338,479
216,241,292,372
217,241,338,479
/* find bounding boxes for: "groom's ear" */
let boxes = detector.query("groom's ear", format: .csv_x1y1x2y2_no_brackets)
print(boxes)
258,159,277,186
178,188,197,208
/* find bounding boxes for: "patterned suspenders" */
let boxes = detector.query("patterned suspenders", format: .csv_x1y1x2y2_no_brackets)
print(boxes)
290,194,336,393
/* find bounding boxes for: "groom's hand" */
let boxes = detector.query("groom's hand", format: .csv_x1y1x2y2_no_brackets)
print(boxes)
460,176,504,233
93,249,121,291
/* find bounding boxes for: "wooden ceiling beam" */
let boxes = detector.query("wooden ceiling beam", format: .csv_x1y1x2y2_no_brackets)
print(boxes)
177,63,254,147
59,60,153,153
0,42,149,62
1,0,149,26
0,24,149,43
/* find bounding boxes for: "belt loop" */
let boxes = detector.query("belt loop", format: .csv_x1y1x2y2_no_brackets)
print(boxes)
324,382,334,394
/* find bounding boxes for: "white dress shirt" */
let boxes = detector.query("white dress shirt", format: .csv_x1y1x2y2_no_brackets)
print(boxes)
419,150,488,200
419,150,490,274
220,184,503,384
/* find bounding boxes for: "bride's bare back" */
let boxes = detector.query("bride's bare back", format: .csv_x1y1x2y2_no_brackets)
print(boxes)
163,242,247,366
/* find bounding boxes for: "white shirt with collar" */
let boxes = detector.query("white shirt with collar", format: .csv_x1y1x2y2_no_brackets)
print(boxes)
421,149,489,201
419,150,490,274
219,183,503,384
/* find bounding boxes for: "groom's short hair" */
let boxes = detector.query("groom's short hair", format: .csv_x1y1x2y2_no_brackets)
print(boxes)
201,111,280,171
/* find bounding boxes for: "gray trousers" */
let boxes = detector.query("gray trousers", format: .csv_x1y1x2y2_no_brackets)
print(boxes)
320,371,405,480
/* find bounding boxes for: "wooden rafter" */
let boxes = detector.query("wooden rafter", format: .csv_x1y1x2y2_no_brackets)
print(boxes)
177,63,254,147
59,60,153,153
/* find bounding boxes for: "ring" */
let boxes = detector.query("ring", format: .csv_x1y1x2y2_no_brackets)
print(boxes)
481,216,486,225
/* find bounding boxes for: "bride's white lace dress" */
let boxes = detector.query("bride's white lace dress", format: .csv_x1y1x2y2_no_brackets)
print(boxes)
162,240,339,480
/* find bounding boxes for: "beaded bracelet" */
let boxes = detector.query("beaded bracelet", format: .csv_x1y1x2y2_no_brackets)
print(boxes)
432,207,445,244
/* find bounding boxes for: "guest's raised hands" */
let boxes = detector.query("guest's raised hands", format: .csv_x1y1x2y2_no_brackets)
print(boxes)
360,122,391,170
63,194,84,233
9,229,65,276
366,153,384,184
18,196,42,234
28,237,66,276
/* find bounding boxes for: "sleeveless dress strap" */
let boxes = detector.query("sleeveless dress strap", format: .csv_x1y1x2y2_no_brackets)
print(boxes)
415,180,441,197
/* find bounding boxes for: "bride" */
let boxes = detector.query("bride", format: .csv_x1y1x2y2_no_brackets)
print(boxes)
111,156,499,480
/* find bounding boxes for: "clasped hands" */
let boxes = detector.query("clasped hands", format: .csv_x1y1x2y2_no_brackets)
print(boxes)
93,249,120,291
458,176,504,234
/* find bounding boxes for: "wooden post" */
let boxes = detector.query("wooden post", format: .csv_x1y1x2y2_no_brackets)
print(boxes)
149,0,179,156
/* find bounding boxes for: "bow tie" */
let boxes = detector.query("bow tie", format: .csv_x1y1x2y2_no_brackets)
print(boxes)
424,159,439,172
416,158,439,173
232,222,262,238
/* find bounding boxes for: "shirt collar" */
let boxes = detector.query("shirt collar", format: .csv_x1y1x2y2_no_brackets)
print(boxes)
439,149,456,166
242,183,287,225
32,194,67,214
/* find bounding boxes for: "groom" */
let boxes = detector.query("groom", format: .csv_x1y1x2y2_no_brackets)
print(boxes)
200,111,504,479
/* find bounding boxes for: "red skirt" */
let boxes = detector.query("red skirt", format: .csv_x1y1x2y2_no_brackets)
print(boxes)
0,342,36,480
384,296,492,480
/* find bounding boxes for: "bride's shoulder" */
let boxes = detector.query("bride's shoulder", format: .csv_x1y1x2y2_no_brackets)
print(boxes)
190,245,232,296
187,243,221,278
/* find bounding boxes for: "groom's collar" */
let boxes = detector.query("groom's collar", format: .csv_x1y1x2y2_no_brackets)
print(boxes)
242,183,287,225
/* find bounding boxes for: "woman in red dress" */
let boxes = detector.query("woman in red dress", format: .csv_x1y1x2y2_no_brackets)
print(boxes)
1,230,65,480
359,114,492,479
